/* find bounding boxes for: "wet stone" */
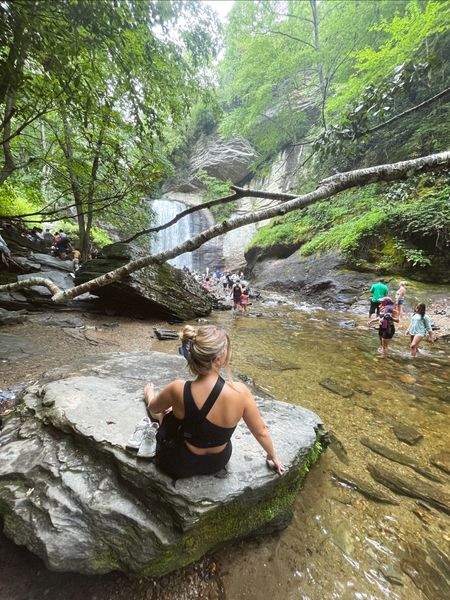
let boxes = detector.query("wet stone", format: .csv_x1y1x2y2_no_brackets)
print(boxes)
330,467,398,505
379,564,403,586
360,437,442,482
325,431,348,464
392,423,423,445
319,378,354,398
154,328,179,340
430,450,450,476
367,462,450,515
401,543,450,600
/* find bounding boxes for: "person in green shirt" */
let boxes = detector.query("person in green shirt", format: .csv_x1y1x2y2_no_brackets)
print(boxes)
369,278,389,317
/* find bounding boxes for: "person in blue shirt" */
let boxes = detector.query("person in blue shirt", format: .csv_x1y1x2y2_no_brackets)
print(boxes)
407,303,433,357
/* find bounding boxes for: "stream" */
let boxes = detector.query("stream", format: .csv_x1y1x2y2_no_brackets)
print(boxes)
154,297,450,600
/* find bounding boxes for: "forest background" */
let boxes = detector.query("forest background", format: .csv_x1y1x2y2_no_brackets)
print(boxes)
1,0,449,279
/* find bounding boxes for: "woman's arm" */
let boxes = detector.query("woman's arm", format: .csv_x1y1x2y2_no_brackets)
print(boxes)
242,388,285,475
144,380,183,418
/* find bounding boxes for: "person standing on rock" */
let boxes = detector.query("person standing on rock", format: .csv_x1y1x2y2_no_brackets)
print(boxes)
395,281,407,320
143,325,285,479
406,303,433,357
369,278,389,317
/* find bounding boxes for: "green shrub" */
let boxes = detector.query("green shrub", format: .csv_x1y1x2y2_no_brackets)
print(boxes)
197,170,236,222
0,182,44,224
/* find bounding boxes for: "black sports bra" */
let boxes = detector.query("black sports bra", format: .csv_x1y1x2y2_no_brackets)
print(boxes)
182,376,236,448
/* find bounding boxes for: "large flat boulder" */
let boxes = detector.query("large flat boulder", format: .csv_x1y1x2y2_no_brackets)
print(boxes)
75,243,213,320
0,352,324,576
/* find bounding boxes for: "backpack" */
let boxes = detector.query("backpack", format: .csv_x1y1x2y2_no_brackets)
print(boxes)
381,313,395,336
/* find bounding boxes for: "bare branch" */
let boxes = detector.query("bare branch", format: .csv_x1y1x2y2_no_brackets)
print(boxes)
123,191,243,243
366,86,450,135
2,152,448,302
264,29,316,49
2,150,444,304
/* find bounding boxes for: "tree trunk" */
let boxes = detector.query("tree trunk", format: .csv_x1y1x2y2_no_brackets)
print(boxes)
1,151,449,303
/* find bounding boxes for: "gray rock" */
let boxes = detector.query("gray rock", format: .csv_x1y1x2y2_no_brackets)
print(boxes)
392,423,423,445
250,252,375,308
17,269,74,296
367,462,450,515
13,256,42,271
360,437,442,482
0,351,324,576
0,307,28,326
330,468,398,504
154,328,179,340
319,378,354,398
75,243,213,320
29,253,74,272
30,315,85,328
189,134,256,184
0,333,40,362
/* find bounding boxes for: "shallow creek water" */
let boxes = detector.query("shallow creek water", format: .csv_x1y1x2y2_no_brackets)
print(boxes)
156,299,450,600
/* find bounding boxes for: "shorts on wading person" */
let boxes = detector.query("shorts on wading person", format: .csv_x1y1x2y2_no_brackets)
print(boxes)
143,324,285,479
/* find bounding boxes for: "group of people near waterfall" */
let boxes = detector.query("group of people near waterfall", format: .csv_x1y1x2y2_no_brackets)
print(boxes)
367,277,433,358
184,266,252,313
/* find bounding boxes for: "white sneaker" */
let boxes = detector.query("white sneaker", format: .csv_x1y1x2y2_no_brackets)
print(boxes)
137,422,159,458
126,417,151,449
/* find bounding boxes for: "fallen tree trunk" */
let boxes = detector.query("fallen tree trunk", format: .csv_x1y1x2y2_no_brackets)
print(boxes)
1,150,449,303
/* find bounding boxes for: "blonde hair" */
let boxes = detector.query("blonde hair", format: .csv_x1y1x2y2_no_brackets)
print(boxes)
179,325,231,376
399,281,406,287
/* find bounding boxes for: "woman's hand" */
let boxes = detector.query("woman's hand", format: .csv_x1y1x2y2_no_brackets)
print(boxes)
267,455,286,475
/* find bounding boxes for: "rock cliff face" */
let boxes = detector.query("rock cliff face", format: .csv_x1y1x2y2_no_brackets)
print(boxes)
250,251,376,308
189,134,257,185
75,243,213,319
166,136,304,270
0,352,325,576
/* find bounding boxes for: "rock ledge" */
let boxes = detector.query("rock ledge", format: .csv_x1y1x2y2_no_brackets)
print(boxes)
0,352,324,576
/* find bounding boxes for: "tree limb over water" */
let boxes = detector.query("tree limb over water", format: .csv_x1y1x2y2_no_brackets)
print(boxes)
1,150,449,303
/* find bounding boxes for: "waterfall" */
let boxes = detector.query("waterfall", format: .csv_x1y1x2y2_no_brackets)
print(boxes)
151,199,194,270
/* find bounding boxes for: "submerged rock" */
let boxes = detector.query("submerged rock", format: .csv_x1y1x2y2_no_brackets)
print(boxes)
360,438,442,482
330,467,398,505
319,378,354,398
392,423,423,445
430,450,450,476
75,243,213,320
367,462,450,515
0,351,324,576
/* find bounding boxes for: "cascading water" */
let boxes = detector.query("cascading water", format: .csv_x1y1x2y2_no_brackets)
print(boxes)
150,197,224,273
150,199,194,270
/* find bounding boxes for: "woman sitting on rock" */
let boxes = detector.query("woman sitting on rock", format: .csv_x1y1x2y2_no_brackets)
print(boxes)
143,325,285,479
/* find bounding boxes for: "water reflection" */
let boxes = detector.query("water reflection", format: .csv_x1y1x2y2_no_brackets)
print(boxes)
203,302,449,600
